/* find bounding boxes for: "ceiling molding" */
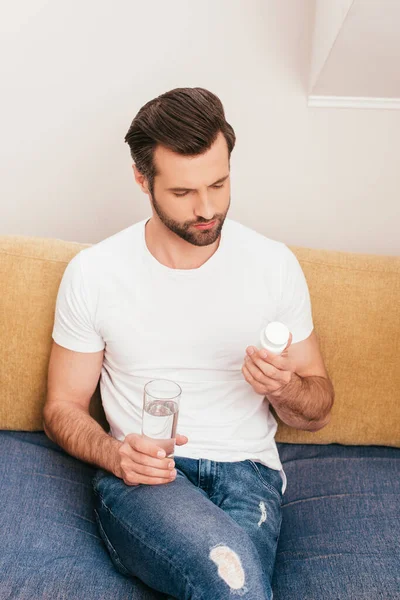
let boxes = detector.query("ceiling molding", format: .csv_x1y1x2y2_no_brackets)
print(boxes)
308,96,400,110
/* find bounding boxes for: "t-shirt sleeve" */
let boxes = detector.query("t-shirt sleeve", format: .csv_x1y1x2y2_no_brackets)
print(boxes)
52,252,105,352
276,245,314,344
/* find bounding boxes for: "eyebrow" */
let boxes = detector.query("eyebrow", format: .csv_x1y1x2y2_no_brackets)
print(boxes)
166,174,230,192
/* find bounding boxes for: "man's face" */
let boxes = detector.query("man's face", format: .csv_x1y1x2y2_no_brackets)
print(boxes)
139,131,231,247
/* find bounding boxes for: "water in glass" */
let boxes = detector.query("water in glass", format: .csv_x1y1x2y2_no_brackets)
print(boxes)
142,399,179,456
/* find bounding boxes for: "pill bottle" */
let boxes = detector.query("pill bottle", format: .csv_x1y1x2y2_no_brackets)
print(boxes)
260,321,290,355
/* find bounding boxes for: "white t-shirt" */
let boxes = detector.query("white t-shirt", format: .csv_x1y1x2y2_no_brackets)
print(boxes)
52,218,314,495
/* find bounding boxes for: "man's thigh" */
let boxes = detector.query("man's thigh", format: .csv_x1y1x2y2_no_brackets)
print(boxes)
209,460,283,584
92,466,269,600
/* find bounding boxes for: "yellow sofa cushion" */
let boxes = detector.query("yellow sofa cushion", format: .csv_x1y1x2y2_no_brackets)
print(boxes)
274,246,400,447
0,236,107,432
1,235,399,446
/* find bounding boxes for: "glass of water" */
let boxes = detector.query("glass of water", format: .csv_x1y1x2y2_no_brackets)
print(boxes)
142,379,181,457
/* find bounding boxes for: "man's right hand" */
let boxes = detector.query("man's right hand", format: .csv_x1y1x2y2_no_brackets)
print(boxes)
115,433,189,486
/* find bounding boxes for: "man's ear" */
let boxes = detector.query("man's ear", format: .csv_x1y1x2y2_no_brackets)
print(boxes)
132,164,150,194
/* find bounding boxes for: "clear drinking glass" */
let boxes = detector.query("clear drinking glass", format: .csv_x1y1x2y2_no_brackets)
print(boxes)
141,379,181,457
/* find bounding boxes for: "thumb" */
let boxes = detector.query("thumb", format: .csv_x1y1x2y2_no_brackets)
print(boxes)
282,332,293,355
176,433,189,446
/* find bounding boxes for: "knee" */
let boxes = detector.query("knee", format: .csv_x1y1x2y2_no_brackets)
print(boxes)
209,544,247,592
190,538,264,598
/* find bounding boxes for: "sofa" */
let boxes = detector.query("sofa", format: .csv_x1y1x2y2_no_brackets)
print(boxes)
0,233,399,600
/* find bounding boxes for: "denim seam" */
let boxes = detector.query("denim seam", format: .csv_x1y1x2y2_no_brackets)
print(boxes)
197,458,203,490
279,457,400,466
247,461,283,503
208,461,221,503
94,507,131,576
94,490,198,597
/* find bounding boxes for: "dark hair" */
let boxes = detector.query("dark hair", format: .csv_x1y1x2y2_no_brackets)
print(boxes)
124,87,236,195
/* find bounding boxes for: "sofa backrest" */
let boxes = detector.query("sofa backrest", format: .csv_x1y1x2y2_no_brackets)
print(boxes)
1,234,399,447
0,235,108,432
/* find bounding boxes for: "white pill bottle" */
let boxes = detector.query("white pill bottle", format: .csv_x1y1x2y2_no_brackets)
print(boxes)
260,321,290,356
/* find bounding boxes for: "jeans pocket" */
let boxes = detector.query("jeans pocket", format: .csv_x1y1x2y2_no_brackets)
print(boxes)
247,461,283,504
94,507,131,577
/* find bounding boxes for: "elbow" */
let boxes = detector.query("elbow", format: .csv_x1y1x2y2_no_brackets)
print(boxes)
42,420,52,441
42,408,49,432
42,409,54,441
307,412,331,432
308,385,335,432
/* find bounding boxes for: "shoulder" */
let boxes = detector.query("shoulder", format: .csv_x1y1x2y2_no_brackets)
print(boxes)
223,218,287,260
77,219,146,269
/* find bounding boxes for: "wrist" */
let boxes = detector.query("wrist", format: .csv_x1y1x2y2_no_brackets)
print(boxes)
267,371,303,403
107,435,123,478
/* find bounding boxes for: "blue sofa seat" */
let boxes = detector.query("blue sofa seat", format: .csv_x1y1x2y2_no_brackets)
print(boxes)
1,431,399,599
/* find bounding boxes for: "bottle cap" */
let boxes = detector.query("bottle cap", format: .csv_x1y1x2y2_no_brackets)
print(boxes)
260,321,290,354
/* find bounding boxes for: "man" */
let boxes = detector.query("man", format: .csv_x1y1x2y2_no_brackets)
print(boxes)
43,87,334,600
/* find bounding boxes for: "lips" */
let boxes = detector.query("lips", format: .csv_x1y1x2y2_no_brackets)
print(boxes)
194,220,216,229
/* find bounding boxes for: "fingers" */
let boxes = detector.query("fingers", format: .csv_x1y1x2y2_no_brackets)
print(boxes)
176,433,189,446
120,442,175,470
244,353,279,381
242,364,266,395
243,363,283,396
132,461,177,480
247,347,285,371
119,437,178,486
243,359,267,387
282,332,293,353
125,432,169,458
244,354,291,390
125,432,188,453
123,471,176,486
119,432,190,486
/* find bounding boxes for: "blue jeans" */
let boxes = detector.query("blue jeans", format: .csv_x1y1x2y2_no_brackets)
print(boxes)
92,456,283,600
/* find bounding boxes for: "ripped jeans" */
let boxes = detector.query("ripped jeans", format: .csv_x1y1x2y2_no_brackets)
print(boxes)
92,457,283,600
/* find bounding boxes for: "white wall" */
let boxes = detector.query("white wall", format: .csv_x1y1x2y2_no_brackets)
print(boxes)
311,0,400,97
1,0,399,255
309,0,354,92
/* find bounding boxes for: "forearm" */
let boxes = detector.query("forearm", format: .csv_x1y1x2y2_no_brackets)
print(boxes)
266,374,334,431
43,402,122,476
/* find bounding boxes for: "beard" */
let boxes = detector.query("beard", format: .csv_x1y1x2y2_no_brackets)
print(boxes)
149,189,230,247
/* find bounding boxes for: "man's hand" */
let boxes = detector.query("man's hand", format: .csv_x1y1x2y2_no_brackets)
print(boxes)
115,433,188,486
241,332,296,398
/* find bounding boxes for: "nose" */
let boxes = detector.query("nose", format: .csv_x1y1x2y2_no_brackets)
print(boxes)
194,191,215,221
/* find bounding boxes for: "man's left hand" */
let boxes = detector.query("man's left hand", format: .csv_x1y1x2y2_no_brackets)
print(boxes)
241,332,296,398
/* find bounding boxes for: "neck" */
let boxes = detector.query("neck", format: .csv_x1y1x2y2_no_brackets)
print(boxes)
145,217,221,270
